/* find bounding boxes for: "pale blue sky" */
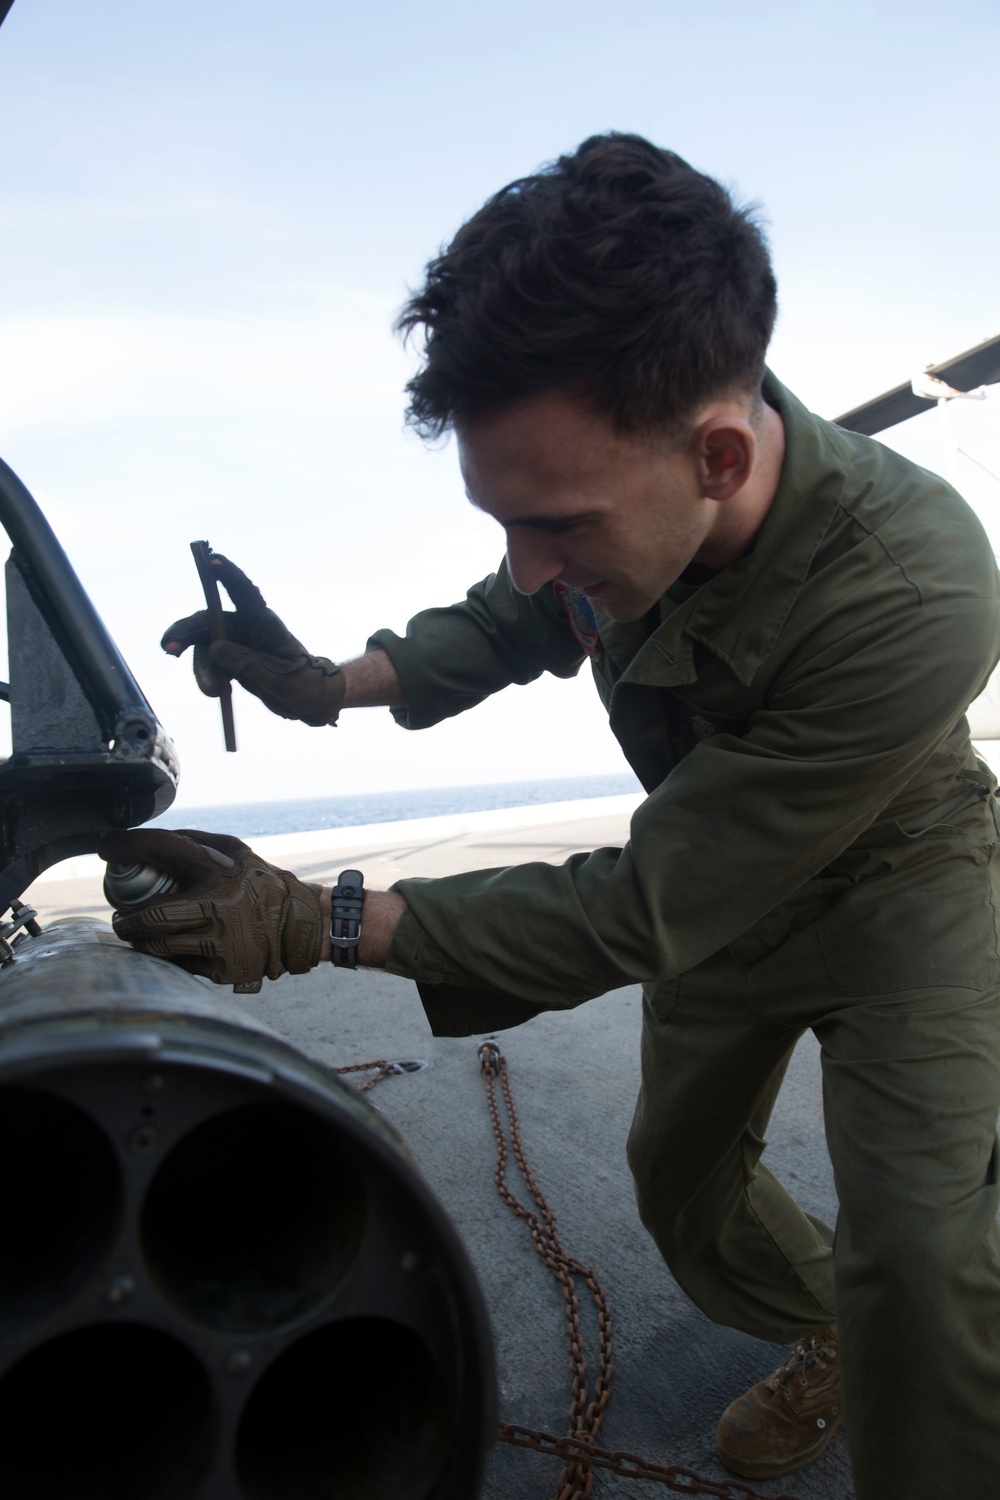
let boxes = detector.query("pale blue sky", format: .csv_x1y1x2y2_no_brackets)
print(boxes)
0,0,997,805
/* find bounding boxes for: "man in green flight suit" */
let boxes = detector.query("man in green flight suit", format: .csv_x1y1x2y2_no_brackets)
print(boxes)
104,134,1000,1500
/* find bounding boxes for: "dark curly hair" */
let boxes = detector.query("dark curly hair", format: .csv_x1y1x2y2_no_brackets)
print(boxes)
396,133,777,439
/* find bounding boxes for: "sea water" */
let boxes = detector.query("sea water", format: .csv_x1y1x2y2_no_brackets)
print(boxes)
148,772,642,841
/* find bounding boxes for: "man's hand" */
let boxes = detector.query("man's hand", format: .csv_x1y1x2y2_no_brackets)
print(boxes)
162,554,346,727
99,828,324,986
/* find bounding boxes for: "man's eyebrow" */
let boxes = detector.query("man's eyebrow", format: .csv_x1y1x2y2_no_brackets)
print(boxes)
463,492,597,531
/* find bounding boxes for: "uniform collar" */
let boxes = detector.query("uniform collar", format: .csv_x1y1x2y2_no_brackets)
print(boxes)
608,373,848,689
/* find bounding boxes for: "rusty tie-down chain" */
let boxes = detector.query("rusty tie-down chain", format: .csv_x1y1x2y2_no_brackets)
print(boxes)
497,1425,806,1499
337,1046,803,1499
479,1037,613,1500
478,1039,805,1500
334,1058,427,1093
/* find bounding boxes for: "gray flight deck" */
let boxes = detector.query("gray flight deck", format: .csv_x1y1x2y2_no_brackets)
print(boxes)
248,969,853,1500
31,799,855,1499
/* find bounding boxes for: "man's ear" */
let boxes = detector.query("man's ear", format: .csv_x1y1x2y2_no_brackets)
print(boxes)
692,417,756,500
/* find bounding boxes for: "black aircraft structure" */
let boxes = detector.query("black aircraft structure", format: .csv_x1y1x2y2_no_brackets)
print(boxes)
834,333,1000,435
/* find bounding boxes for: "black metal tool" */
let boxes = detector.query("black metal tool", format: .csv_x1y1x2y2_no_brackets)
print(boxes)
190,540,237,753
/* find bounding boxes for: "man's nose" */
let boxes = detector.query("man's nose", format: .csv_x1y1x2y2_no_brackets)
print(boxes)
504,531,565,596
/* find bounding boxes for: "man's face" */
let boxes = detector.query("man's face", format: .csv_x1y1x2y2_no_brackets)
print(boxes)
456,390,719,623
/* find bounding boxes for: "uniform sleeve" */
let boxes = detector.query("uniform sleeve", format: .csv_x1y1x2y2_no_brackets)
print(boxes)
385,538,1000,1035
366,559,585,730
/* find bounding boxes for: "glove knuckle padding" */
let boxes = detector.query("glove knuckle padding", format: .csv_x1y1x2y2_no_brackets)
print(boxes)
108,833,322,987
175,828,248,861
206,640,344,726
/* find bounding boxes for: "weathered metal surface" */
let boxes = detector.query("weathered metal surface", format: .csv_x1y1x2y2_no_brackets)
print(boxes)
0,920,496,1500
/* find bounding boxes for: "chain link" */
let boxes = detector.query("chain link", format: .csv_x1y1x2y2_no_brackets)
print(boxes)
334,1057,427,1094
479,1038,613,1498
479,1040,805,1500
497,1425,805,1499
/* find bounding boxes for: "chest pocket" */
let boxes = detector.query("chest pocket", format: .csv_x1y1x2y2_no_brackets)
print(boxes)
609,683,750,792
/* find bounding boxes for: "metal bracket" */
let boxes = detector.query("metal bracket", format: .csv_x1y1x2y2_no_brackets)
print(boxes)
0,457,179,908
0,899,41,965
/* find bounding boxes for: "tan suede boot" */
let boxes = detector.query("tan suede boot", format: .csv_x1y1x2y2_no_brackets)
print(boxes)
716,1324,842,1479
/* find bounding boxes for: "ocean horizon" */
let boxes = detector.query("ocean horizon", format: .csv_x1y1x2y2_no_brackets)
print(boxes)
148,772,642,841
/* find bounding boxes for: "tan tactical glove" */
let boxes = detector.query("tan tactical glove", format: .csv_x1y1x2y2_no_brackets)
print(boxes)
162,554,346,727
99,828,324,986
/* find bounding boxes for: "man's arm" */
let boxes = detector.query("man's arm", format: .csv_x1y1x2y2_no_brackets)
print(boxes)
126,484,1000,1012
162,555,582,728
365,558,585,730
338,649,405,709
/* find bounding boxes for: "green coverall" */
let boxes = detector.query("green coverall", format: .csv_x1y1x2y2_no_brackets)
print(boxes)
369,376,1000,1500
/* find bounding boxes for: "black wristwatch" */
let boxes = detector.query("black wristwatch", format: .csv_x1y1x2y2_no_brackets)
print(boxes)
330,869,364,969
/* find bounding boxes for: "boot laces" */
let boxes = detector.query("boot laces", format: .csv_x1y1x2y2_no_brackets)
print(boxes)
769,1331,836,1397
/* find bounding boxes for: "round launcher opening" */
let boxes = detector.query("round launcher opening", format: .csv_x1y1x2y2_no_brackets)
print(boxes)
236,1319,449,1500
0,1086,121,1332
0,1323,214,1498
141,1100,366,1334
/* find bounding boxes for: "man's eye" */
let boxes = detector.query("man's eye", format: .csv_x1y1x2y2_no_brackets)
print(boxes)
509,516,588,538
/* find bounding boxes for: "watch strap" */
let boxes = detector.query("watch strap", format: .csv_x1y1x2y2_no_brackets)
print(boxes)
330,868,364,968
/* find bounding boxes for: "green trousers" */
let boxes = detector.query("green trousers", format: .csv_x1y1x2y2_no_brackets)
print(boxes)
626,817,1000,1500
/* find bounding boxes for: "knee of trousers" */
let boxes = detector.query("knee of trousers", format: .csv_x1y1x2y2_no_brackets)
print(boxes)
626,1115,752,1241
627,1148,726,1271
629,1185,779,1328
627,1135,684,1229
